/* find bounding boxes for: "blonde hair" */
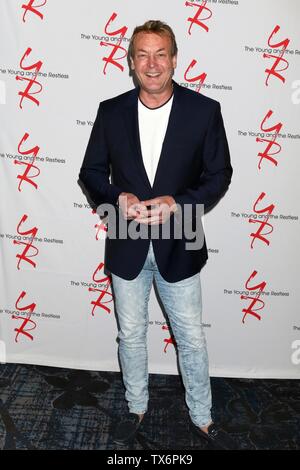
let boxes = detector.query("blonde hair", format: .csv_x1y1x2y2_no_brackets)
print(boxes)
128,20,178,59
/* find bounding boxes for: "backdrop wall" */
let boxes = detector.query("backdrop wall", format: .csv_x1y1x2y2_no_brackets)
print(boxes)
1,0,300,378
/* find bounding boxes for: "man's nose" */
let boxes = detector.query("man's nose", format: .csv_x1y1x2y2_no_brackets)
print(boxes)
147,56,157,68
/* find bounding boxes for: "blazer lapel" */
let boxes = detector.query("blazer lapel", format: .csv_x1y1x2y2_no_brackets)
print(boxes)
122,88,152,191
152,81,181,191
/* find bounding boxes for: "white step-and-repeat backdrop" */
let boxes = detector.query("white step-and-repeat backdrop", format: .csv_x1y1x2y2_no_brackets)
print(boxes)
1,0,299,378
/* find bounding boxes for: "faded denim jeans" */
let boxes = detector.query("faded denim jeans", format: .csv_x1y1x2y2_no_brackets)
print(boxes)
111,241,212,428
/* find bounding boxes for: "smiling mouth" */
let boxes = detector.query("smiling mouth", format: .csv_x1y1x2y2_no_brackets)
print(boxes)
145,73,161,77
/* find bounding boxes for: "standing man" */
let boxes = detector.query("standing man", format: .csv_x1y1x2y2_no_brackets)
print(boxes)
79,21,234,449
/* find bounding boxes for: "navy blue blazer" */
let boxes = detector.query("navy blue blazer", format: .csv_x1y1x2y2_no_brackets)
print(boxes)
79,80,232,282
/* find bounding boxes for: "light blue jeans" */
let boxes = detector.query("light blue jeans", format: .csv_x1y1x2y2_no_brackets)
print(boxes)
111,242,212,428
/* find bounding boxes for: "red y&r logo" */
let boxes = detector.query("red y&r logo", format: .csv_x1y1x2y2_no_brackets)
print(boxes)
256,110,283,169
184,59,207,93
92,209,108,240
264,25,290,86
13,291,37,342
162,325,176,353
240,270,267,323
185,0,212,35
249,192,275,248
100,13,128,75
16,132,41,191
16,48,43,109
14,214,39,270
89,262,113,316
95,221,107,240
21,0,47,22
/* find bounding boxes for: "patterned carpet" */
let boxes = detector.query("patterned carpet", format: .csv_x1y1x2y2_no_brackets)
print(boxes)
0,363,299,450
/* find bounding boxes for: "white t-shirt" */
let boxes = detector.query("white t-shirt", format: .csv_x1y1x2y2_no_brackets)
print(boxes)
138,94,173,187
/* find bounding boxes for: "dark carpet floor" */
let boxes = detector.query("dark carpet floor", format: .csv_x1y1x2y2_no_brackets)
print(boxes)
0,363,299,450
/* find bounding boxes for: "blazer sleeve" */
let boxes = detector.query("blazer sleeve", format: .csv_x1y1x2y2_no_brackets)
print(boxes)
79,102,123,207
174,102,233,210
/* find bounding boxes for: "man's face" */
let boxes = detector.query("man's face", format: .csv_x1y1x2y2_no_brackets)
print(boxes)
130,32,177,95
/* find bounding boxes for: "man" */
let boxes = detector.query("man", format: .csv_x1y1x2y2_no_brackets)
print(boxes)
79,20,234,449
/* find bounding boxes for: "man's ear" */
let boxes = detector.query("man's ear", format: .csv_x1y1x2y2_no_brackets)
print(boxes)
130,57,135,71
172,54,177,70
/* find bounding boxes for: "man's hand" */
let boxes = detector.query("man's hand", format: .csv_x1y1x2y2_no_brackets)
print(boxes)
117,192,147,220
135,196,178,225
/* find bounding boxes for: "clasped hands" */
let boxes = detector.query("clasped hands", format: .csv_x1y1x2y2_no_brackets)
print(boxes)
117,192,178,225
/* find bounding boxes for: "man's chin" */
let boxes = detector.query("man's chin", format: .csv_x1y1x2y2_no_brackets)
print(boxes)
145,87,163,94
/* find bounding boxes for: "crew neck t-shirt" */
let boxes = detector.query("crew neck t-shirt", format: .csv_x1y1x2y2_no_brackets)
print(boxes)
138,94,174,187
